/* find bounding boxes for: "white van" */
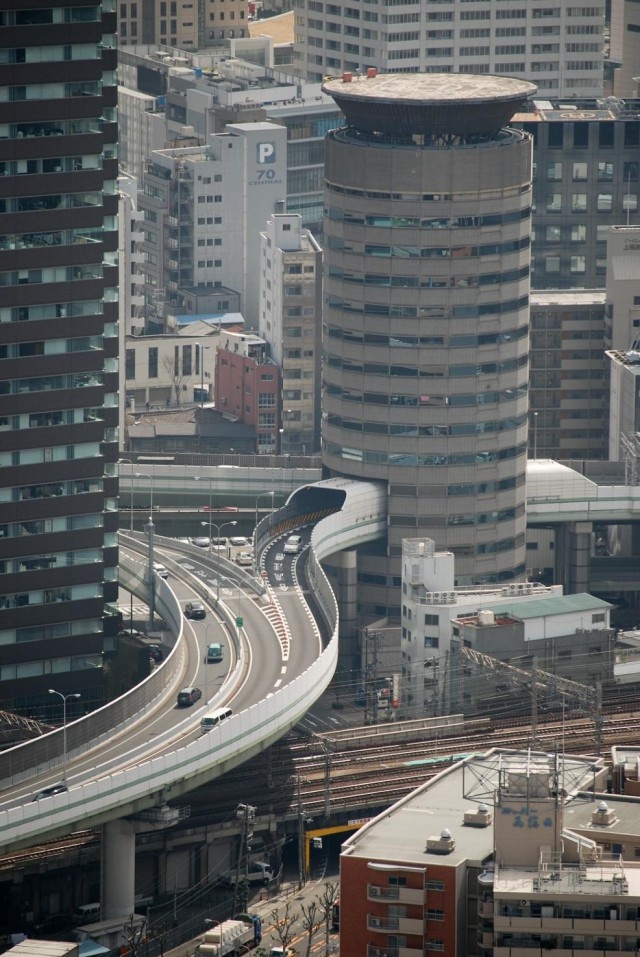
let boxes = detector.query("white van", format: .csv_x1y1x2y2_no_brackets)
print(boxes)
283,535,302,554
74,902,101,925
201,707,232,731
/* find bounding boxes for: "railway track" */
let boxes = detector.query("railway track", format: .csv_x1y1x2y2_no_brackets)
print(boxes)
3,707,640,871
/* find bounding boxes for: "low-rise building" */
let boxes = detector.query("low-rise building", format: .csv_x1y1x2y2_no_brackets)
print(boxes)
400,539,614,717
339,749,640,957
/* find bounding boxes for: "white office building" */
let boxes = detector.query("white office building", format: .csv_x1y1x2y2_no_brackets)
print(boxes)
138,121,287,328
293,0,605,97
259,213,323,454
400,538,612,715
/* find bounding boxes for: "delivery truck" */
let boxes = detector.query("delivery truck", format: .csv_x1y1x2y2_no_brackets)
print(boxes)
197,914,262,957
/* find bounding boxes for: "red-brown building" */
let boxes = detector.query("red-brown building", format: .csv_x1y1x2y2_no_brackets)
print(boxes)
214,332,280,454
337,750,622,957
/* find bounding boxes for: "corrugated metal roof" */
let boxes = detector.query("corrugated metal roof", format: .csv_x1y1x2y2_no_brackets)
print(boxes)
476,593,612,619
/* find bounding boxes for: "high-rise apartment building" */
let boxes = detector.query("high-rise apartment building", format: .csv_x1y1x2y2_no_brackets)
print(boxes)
138,122,287,328
321,73,534,593
259,213,322,455
294,0,605,98
0,1,120,713
529,290,608,460
513,99,640,290
118,0,247,47
611,0,640,98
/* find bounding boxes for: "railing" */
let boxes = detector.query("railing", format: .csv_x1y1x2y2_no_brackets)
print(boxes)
369,885,400,901
0,508,340,850
0,557,185,786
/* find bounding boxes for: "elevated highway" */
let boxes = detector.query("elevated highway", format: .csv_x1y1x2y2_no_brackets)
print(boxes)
0,456,638,913
0,477,385,917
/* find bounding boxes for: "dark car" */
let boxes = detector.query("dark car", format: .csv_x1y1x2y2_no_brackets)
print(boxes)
177,686,202,707
147,644,164,662
32,783,68,802
185,601,206,620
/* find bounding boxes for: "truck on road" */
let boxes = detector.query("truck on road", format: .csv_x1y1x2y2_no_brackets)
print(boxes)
225,861,274,887
197,914,262,957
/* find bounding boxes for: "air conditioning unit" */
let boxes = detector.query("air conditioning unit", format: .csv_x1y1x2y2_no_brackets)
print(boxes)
425,594,434,604
432,592,442,603
448,591,457,602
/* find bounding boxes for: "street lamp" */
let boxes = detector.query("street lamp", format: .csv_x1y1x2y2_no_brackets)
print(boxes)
254,490,275,530
200,519,237,603
194,473,213,520
48,689,81,783
135,470,155,627
533,411,539,461
203,622,216,702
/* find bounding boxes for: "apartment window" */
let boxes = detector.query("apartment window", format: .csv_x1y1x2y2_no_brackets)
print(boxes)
572,161,588,181
148,347,158,378
546,225,561,242
597,193,612,211
599,123,614,148
125,349,135,380
546,193,562,212
547,162,563,181
570,256,586,273
545,256,560,273
572,193,587,211
425,614,439,626
548,124,563,148
571,224,586,242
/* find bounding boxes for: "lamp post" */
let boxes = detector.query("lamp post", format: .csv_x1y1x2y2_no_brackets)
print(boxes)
200,519,237,603
194,473,213,519
204,622,214,702
48,689,81,782
533,411,539,461
135,470,155,627
254,490,275,530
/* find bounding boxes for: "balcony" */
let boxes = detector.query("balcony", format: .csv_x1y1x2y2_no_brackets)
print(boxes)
166,216,178,227
167,238,179,249
495,950,638,957
367,915,424,935
368,884,424,906
367,947,422,957
479,900,494,919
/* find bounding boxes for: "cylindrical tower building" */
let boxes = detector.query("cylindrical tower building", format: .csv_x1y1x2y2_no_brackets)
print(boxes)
321,73,536,592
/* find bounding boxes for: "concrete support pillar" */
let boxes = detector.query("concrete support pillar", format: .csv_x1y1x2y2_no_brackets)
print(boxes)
322,549,358,670
555,521,592,595
102,819,136,919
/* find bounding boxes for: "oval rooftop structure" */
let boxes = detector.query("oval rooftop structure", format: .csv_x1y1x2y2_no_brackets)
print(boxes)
322,72,537,137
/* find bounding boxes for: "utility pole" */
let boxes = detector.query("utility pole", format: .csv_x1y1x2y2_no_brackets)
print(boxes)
595,680,603,756
531,656,538,748
364,629,381,724
297,775,305,890
233,803,255,914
